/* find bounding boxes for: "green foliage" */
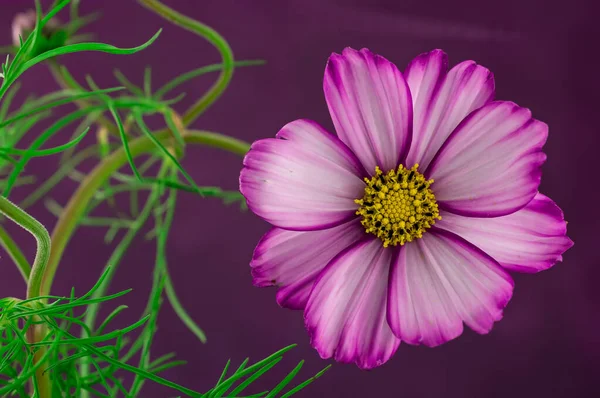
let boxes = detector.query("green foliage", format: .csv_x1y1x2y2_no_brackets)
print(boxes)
0,269,329,397
0,0,328,397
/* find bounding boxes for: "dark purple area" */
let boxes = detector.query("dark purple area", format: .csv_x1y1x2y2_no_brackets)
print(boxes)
1,0,597,397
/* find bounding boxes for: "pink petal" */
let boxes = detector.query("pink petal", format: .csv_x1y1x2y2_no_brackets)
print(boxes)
305,238,400,369
240,119,365,231
12,10,36,47
387,228,513,347
324,47,413,173
251,219,364,310
435,194,573,273
427,101,548,217
404,50,494,171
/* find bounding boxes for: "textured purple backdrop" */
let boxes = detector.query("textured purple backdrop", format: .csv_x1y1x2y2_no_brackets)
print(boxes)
1,0,597,397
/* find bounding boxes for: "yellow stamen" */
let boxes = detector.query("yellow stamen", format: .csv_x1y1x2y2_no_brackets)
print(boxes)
355,164,441,247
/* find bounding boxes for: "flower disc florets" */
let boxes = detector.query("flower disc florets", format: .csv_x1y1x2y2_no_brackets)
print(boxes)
355,164,441,247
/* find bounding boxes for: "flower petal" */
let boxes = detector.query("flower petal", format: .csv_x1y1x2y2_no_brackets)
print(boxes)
324,47,413,173
305,237,400,369
251,219,364,310
387,228,513,347
427,101,548,217
435,194,573,273
12,10,36,47
404,50,494,170
240,119,365,230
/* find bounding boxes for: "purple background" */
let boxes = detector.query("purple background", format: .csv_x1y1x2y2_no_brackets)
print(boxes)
1,0,597,396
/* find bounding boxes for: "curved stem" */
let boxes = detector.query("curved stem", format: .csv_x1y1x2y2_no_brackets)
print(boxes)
0,196,51,299
185,129,251,156
42,130,249,297
0,196,52,398
137,0,234,126
0,223,31,283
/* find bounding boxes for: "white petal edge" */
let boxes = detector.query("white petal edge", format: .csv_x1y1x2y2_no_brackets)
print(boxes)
387,228,514,346
305,237,400,369
435,194,573,273
324,47,413,174
427,101,547,217
405,50,495,171
240,119,365,231
251,219,364,310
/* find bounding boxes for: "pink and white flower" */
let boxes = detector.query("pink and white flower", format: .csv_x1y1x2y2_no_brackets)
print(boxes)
239,48,573,369
12,10,38,47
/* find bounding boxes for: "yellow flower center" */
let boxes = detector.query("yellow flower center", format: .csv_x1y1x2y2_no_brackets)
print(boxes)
355,164,441,247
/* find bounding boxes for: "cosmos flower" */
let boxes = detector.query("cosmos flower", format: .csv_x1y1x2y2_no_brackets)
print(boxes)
239,48,573,369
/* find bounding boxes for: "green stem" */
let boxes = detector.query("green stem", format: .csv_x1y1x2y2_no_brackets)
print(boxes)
42,130,249,297
137,0,234,126
20,145,104,210
185,129,250,156
0,196,52,398
79,161,170,398
0,224,31,283
164,267,207,344
129,167,177,397
48,61,120,136
0,196,51,300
